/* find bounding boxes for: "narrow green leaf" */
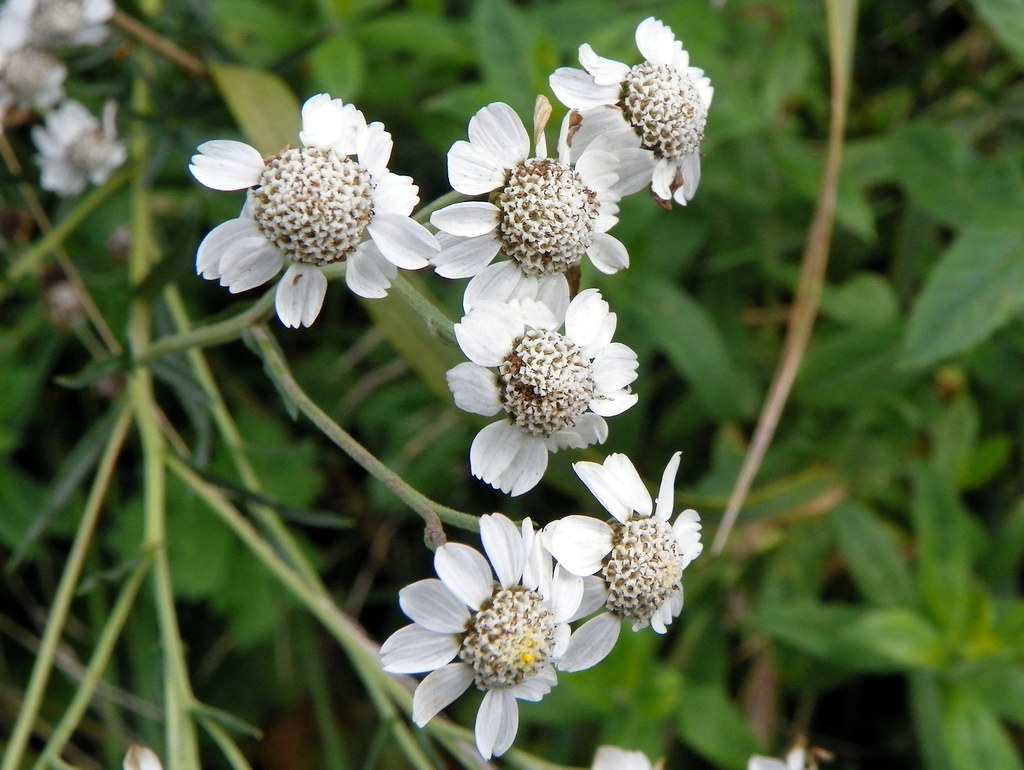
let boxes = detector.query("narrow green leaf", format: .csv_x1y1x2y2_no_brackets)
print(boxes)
970,0,1024,69
837,608,946,669
960,659,1024,727
910,673,958,770
54,354,129,389
676,680,760,769
309,33,366,100
474,0,535,116
210,64,301,156
942,686,1024,770
902,207,1024,369
830,501,916,608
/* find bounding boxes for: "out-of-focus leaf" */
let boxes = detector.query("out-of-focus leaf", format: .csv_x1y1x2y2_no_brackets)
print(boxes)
970,0,1024,69
890,124,981,228
960,659,1024,728
474,0,535,117
928,392,978,487
982,499,1024,585
676,680,760,769
358,12,474,65
839,608,947,669
210,65,301,156
902,207,1024,369
820,273,898,328
209,0,315,68
309,33,365,101
911,673,958,770
54,354,129,390
830,501,916,608
941,686,1024,770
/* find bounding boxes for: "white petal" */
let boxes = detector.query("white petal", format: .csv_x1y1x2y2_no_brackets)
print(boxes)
549,68,621,110
574,454,650,521
467,102,530,168
447,139,508,195
550,565,585,622
544,413,607,451
592,341,639,392
434,543,494,611
588,389,639,417
675,151,702,203
430,201,500,237
570,576,609,622
586,232,630,274
655,452,682,521
189,140,264,191
470,421,549,497
609,147,656,196
446,362,501,416
346,242,397,298
592,747,654,770
411,663,474,726
569,106,639,160
578,43,630,85
635,17,681,67
195,218,260,279
541,515,614,575
480,513,526,589
219,242,283,293
510,666,556,701
749,759,790,770
558,612,621,672
372,172,419,217
475,689,519,760
651,157,675,201
463,262,569,317
454,302,522,367
564,288,616,359
123,746,163,770
673,509,704,568
299,93,347,149
398,579,471,633
379,624,460,673
574,148,619,198
357,121,394,178
275,263,327,328
432,232,501,280
367,214,438,270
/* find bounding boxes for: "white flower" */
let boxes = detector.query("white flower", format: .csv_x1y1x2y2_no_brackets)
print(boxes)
189,93,439,328
592,746,663,770
31,99,125,196
0,0,114,49
430,102,650,317
750,744,832,770
447,288,638,496
380,513,584,760
0,44,66,116
123,745,163,770
541,451,703,671
550,17,713,206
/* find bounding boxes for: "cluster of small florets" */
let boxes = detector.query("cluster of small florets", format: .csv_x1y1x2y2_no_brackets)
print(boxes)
0,0,125,197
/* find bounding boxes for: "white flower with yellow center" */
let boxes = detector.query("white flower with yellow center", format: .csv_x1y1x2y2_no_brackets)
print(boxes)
447,289,638,496
32,99,125,196
0,0,114,49
550,17,713,206
430,101,650,317
380,513,584,760
189,93,439,328
541,452,703,671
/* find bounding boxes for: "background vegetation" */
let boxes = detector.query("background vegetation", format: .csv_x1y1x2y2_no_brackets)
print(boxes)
2,0,1024,768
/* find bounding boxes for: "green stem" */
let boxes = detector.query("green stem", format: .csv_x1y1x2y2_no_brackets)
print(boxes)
412,189,465,224
0,404,133,770
390,274,456,345
135,287,276,365
197,718,255,770
32,551,155,770
248,324,478,534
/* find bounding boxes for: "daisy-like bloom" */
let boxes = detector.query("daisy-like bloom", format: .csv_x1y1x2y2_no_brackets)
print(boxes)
430,101,651,317
32,99,125,196
0,0,114,50
541,452,703,671
189,93,438,328
749,743,834,770
380,513,584,760
447,289,638,496
0,44,66,118
592,746,663,770
123,746,163,770
550,17,713,206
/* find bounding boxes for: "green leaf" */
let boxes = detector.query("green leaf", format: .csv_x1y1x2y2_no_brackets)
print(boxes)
902,207,1024,369
676,680,760,769
970,0,1024,69
890,124,981,228
54,354,129,389
830,502,916,608
911,673,958,770
820,273,899,328
838,608,946,669
208,0,315,68
959,659,1024,727
309,33,366,101
474,0,535,116
941,686,1024,770
210,65,301,156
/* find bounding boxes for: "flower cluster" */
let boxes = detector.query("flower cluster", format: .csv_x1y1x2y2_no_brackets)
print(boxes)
188,13,710,762
1,0,124,196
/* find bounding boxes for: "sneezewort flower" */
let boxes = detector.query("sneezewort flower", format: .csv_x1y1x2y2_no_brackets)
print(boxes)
0,44,66,118
0,0,114,49
380,513,584,760
447,289,638,496
189,93,439,328
32,99,125,196
550,17,713,206
430,101,650,317
541,452,703,670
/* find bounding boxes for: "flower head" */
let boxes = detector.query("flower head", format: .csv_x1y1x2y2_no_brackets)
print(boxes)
750,743,834,770
0,44,66,117
189,93,439,328
430,101,650,317
447,289,638,496
541,452,703,670
0,0,114,50
550,17,713,206
380,513,584,759
32,99,125,196
592,746,663,770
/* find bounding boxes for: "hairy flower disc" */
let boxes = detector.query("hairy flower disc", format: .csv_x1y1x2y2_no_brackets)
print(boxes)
602,517,684,625
497,159,599,276
498,329,595,436
68,130,120,176
250,146,374,265
35,0,87,43
459,586,555,689
4,48,62,98
621,62,707,159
